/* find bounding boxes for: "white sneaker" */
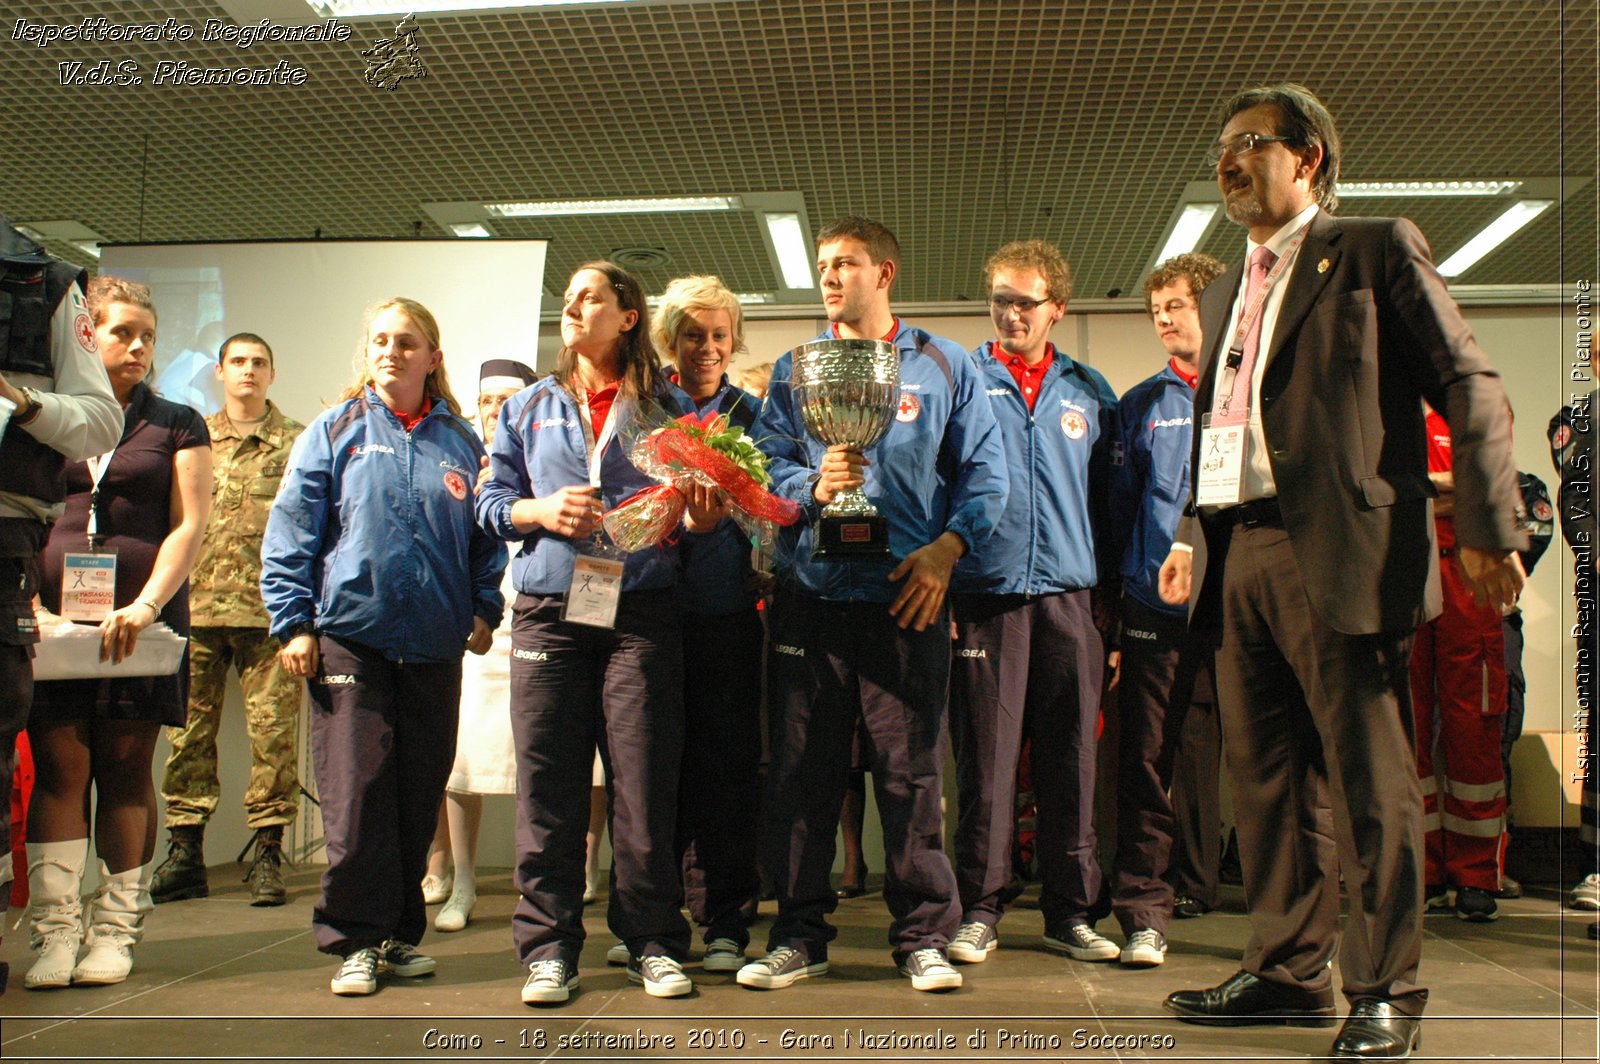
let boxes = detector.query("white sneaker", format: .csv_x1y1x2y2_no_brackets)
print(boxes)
331,948,379,995
605,941,630,966
702,937,745,972
1043,922,1119,961
948,921,997,963
1120,928,1168,967
628,954,692,998
898,947,962,991
1571,873,1600,911
421,873,452,905
435,890,475,932
521,958,579,1004
735,945,828,990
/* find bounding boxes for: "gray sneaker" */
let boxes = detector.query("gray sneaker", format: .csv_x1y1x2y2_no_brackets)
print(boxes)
1120,928,1168,967
521,958,579,1004
702,937,745,972
378,939,436,978
898,948,962,991
948,921,998,963
1043,922,1119,961
330,947,379,996
628,954,692,998
735,945,828,990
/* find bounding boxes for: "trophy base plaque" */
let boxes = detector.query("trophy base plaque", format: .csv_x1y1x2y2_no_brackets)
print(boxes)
813,513,891,559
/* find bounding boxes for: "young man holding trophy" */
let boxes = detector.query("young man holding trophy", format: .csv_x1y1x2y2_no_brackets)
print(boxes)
741,216,1008,994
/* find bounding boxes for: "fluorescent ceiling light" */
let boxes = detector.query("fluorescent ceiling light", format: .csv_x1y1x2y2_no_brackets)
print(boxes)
16,220,105,259
764,212,814,289
487,197,739,218
72,241,101,260
308,1,632,16
1341,180,1522,198
1155,203,1221,263
449,222,492,238
1437,200,1554,277
648,292,773,307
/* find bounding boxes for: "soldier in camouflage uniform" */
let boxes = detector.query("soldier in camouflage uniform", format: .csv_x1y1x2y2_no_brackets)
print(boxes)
152,333,304,906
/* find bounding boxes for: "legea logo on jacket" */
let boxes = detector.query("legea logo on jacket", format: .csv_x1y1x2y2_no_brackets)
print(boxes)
348,444,396,457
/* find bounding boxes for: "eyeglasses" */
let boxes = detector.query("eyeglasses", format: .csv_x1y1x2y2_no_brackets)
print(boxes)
1206,132,1292,164
1150,298,1196,320
990,295,1050,314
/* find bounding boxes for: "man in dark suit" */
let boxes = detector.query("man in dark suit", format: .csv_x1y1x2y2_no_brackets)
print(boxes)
1155,84,1525,1061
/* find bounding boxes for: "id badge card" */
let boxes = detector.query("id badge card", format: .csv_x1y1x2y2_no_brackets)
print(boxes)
62,548,117,622
1195,413,1248,508
562,554,624,629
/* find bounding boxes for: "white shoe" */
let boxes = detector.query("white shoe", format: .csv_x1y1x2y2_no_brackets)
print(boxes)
331,947,380,995
435,890,475,932
1570,873,1600,911
24,839,86,991
583,877,598,904
72,860,152,986
421,873,453,905
606,941,630,966
522,958,579,1004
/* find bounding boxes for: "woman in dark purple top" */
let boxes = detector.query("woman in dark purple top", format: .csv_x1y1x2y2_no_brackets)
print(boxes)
22,277,211,992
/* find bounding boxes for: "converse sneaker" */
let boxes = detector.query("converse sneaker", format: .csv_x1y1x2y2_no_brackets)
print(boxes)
702,937,745,972
628,954,692,998
1120,928,1168,967
948,921,998,964
605,941,630,966
378,939,437,977
331,947,379,996
1570,873,1600,911
521,958,579,1004
735,945,828,990
1043,922,1119,961
898,948,962,991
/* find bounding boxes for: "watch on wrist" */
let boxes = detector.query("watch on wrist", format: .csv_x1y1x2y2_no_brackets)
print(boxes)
14,387,43,426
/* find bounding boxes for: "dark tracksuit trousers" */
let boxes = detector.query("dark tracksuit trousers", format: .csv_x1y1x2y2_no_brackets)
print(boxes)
676,607,764,948
0,523,44,875
761,592,958,961
307,634,461,956
1111,595,1219,935
950,590,1105,932
508,590,690,967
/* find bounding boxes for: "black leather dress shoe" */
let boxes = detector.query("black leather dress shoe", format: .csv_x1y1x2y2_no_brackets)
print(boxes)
834,883,867,899
1172,894,1210,919
1163,970,1336,1027
1331,999,1422,1059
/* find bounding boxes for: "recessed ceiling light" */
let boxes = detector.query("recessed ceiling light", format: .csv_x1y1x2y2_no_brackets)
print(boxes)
450,223,492,238
763,212,814,289
1340,180,1522,198
1154,203,1221,264
487,197,739,218
1437,200,1554,277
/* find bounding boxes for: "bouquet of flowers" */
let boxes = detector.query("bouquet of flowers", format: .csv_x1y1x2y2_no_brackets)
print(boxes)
601,400,801,552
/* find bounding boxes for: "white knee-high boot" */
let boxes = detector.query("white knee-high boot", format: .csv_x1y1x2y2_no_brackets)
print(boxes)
24,839,88,990
71,859,152,986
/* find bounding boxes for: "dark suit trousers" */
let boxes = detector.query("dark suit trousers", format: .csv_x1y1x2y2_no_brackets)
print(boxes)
1215,522,1426,1010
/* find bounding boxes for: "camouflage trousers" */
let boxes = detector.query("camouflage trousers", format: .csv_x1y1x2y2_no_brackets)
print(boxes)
162,627,303,829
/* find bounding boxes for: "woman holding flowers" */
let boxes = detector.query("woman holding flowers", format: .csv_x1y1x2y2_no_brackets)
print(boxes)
476,261,720,1005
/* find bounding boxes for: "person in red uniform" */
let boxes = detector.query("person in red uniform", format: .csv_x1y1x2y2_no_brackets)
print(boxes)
1410,405,1512,922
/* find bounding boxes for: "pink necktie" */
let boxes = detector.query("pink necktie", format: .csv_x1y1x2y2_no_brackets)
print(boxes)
1216,246,1277,425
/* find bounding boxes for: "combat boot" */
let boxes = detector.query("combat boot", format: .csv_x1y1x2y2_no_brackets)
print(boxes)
244,826,288,907
150,826,207,903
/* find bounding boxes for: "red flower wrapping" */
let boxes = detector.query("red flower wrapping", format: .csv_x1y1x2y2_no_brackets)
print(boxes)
601,484,686,552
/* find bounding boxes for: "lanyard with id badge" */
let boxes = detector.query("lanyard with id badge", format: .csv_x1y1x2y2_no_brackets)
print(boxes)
61,447,120,622
1196,224,1310,508
561,390,626,629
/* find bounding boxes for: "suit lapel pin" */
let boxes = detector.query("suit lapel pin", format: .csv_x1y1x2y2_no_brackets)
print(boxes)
1317,258,1331,274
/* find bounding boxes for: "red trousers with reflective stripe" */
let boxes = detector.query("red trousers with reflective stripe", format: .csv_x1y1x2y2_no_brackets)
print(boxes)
1410,557,1507,892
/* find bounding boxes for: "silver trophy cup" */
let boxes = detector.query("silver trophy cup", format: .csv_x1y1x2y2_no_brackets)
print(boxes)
789,337,901,558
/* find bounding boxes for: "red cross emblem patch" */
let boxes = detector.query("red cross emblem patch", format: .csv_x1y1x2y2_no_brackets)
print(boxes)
895,394,921,423
1061,410,1087,440
443,471,468,501
74,313,97,352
